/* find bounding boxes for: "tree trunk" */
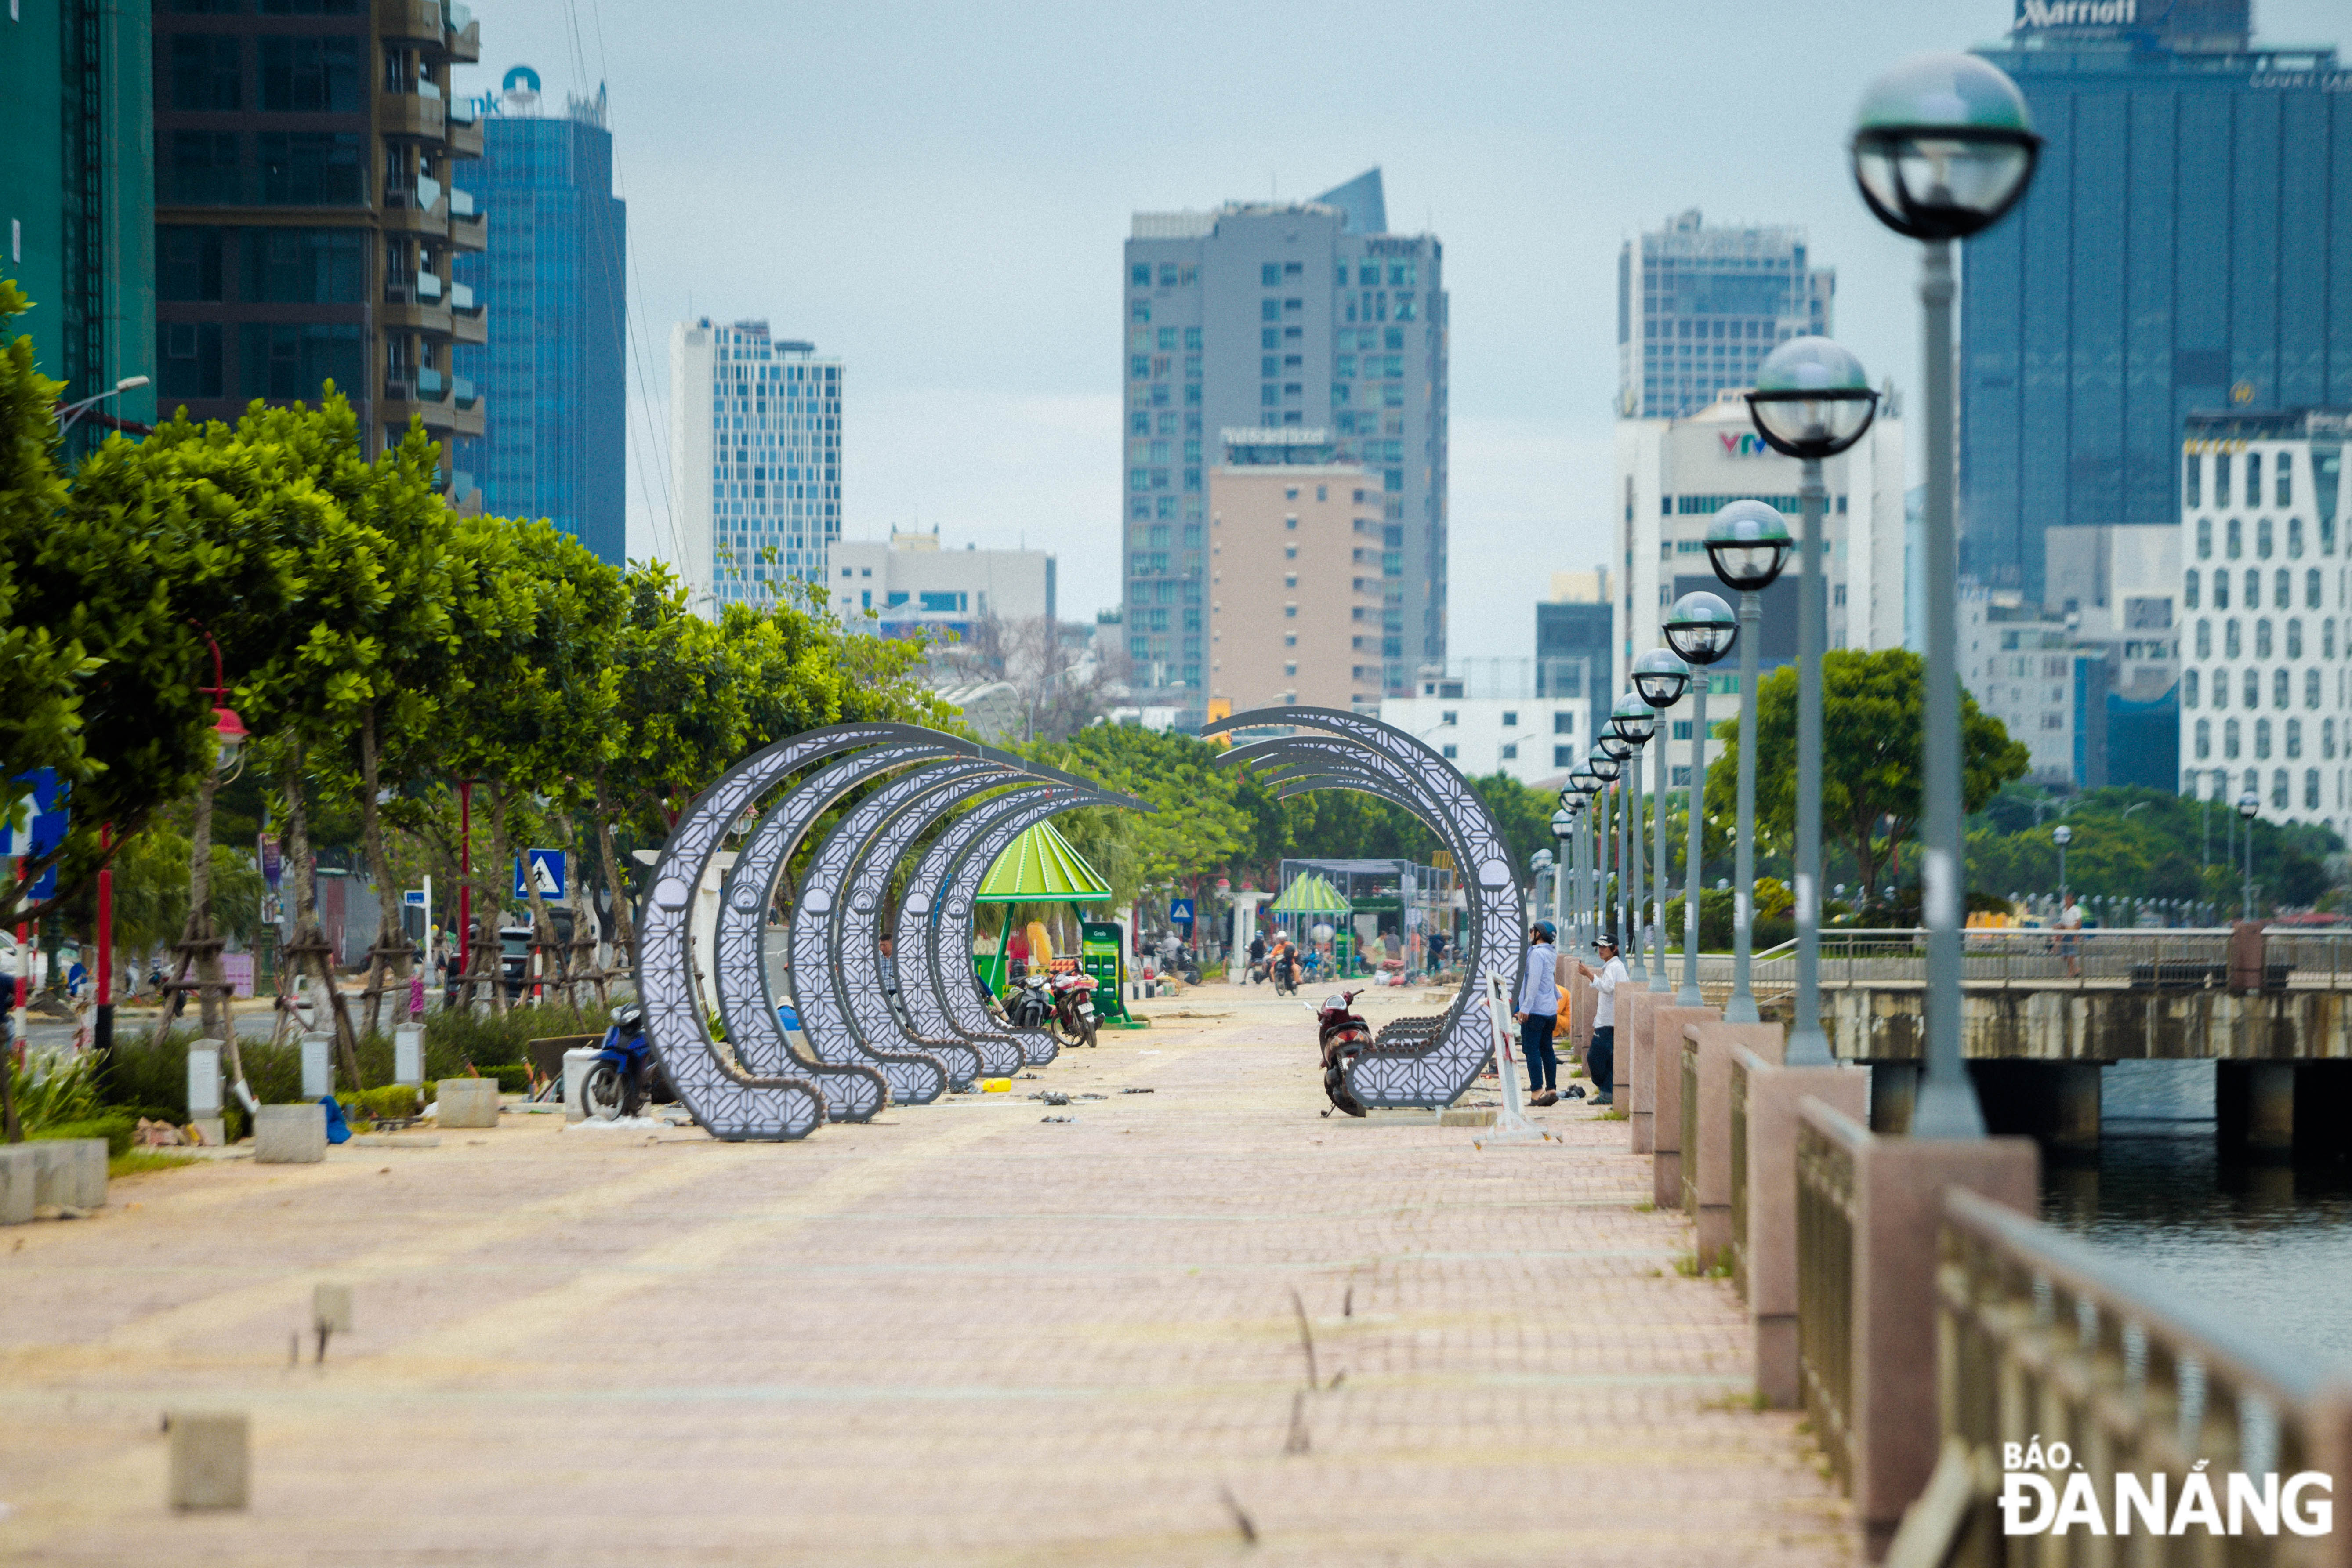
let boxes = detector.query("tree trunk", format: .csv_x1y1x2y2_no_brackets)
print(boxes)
355,705,407,1036
281,744,363,1085
591,765,635,984
480,780,520,1012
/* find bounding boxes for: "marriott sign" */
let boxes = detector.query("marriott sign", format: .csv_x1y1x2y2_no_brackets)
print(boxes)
2016,0,2137,24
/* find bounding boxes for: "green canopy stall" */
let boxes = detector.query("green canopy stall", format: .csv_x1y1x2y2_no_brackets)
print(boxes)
972,820,1134,1022
1269,873,1358,975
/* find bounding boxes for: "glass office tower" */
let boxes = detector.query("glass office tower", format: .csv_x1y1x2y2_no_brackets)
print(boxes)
450,69,625,563
1617,210,1834,419
1963,0,2352,603
1124,168,1448,721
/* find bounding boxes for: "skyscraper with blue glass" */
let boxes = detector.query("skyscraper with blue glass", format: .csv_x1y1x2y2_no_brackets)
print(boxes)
1963,0,2352,603
451,67,625,563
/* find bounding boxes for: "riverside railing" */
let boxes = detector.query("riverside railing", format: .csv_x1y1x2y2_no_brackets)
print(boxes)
1699,927,2352,994
1893,1187,2352,1568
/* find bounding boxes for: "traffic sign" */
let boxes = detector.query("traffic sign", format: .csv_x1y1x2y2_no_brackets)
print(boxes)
1169,897,1195,929
3,768,69,900
513,849,567,901
402,888,427,908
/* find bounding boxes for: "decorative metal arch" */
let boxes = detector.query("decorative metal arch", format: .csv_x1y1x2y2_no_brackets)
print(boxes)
930,788,1116,1068
1206,707,1524,1109
638,721,960,1140
794,757,1016,1104
894,783,1064,1077
717,737,987,1119
827,766,1022,1090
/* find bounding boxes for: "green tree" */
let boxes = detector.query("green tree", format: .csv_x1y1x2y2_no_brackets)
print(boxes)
1708,649,2029,900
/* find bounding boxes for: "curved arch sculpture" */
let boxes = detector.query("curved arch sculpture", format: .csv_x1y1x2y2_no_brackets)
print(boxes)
828,766,1027,1090
894,782,1062,1077
640,721,957,1140
929,788,1115,1068
1205,706,1524,1110
793,757,1015,1103
717,735,991,1119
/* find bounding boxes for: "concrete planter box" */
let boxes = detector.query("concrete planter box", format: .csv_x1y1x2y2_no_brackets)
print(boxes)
254,1103,326,1164
33,1138,108,1209
436,1078,501,1129
1,1143,41,1223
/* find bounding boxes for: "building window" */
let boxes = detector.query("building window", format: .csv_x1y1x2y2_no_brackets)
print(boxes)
2259,517,2275,559
2288,718,2304,760
1284,604,1297,618
245,227,363,302
255,132,364,205
2290,516,2306,559
2273,768,2290,809
2257,620,2274,659
2184,570,2200,611
1501,711,1518,728
1501,744,1518,760
2275,668,2291,709
2225,620,2241,660
259,35,361,112
2195,718,2211,760
159,321,223,398
2307,768,2321,810
167,131,243,204
2225,718,2240,760
1441,743,1458,760
2289,619,2305,659
2243,668,2260,707
2309,569,2324,610
2184,670,2200,708
2185,453,2203,511
2216,572,2232,610
237,321,360,400
1552,711,1574,735
1671,765,1692,786
2308,668,2323,709
2227,516,2243,559
158,226,225,301
2196,619,2211,659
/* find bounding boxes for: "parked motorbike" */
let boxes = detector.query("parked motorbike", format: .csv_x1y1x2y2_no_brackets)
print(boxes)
1049,969,1100,1048
1316,989,1372,1117
1004,970,1057,1031
1152,933,1202,987
580,1001,668,1120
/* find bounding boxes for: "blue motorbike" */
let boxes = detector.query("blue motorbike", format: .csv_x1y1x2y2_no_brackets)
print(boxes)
580,1002,663,1120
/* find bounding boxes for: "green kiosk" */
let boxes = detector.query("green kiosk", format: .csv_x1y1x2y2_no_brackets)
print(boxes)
971,820,1138,1027
1268,873,1355,977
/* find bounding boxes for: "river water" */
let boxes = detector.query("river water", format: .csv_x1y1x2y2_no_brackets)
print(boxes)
2037,1061,2352,1370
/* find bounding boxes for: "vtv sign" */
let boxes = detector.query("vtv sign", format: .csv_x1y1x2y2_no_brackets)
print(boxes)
1718,432,1776,458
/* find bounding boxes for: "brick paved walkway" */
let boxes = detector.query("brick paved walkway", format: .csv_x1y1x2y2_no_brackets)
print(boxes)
0,992,1849,1565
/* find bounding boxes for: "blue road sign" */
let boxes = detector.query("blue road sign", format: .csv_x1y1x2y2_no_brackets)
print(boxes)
1170,897,1195,928
4,768,69,900
513,849,567,900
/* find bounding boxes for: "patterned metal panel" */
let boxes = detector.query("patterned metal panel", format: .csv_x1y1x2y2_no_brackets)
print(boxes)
716,744,968,1119
798,758,1011,1100
1207,707,1525,1110
933,790,1110,1067
895,784,1060,1078
637,721,956,1140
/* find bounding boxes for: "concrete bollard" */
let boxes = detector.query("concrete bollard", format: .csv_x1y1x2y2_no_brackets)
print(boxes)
562,1048,603,1123
1610,989,1649,1122
435,1078,501,1129
1684,1021,1783,1264
300,1033,335,1099
253,1103,326,1164
32,1138,108,1210
393,1023,425,1087
1645,1005,1718,1208
1,1143,41,1223
167,1411,250,1510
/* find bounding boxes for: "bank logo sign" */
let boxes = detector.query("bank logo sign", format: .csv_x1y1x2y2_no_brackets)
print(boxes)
2000,1440,2333,1539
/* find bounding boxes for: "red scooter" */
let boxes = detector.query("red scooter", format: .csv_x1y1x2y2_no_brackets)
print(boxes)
1050,968,1100,1048
1316,989,1372,1117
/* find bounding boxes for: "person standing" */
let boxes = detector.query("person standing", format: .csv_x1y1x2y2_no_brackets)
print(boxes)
1571,934,1627,1106
2055,894,2084,978
1511,921,1563,1106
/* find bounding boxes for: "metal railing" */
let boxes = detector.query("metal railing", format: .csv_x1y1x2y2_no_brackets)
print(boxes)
1797,1109,1862,1494
1913,1187,2352,1567
1683,927,2352,994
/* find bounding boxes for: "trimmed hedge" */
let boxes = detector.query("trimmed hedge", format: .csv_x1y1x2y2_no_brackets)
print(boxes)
32,1114,141,1158
340,1083,424,1122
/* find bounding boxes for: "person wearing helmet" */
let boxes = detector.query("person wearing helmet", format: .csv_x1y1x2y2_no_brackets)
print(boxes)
1511,921,1563,1105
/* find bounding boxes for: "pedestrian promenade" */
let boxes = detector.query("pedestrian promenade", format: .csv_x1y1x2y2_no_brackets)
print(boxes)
0,993,1848,1565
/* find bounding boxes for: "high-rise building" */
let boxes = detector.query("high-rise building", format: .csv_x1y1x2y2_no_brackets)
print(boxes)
449,67,625,562
1124,169,1447,724
1613,389,1907,739
668,318,840,610
1616,210,1834,420
1,0,156,456
1535,569,1612,703
2176,408,2351,831
1203,438,1383,717
149,0,486,476
1963,0,2352,604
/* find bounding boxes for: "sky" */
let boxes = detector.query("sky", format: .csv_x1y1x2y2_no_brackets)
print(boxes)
451,0,2344,662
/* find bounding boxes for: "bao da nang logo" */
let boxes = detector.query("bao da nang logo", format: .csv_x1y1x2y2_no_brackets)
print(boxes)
2000,1438,2333,1538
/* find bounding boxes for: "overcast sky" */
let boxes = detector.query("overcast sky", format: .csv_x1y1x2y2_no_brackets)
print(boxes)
452,0,2341,661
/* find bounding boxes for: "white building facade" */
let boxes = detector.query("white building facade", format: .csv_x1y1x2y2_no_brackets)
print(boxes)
667,318,841,611
1612,389,1906,778
2176,409,2352,831
1379,680,1593,789
829,530,1055,636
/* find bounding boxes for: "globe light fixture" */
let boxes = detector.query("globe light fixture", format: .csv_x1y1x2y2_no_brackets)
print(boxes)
1662,591,1738,667
1631,648,1691,711
1605,692,1656,983
1747,337,1880,461
1609,692,1657,745
1629,653,1687,992
1853,50,2039,1138
1663,592,1735,1004
1704,500,1795,594
1850,53,2041,242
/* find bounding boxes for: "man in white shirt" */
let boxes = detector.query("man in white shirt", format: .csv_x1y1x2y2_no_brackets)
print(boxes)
1571,933,1627,1106
1511,921,1563,1105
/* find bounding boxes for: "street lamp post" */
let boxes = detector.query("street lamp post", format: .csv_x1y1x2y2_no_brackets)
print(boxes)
1663,593,1740,1005
1567,768,1600,947
1704,501,1795,1024
1745,337,1880,1065
1852,51,2041,1138
1597,725,1636,954
1587,748,1622,950
2053,823,2071,906
55,374,151,441
2239,793,2259,920
1530,847,1554,931
1550,807,1574,939
1610,693,1660,986
1632,650,1692,994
